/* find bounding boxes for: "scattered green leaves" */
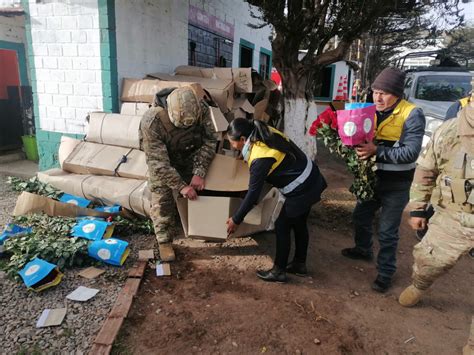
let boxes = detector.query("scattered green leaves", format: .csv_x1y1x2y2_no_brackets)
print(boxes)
2,214,89,277
112,216,154,235
7,176,63,200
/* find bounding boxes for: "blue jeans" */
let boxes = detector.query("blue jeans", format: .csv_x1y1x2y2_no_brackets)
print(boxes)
353,180,411,279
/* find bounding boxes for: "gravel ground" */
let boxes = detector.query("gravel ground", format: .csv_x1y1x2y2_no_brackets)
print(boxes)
0,174,156,353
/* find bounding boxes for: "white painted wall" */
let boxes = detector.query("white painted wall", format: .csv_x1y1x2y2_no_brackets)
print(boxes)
115,0,188,88
27,0,103,134
0,13,24,43
189,0,272,70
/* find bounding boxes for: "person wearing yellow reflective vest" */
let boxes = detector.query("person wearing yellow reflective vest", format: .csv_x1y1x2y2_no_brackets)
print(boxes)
341,67,426,293
225,118,327,283
445,95,471,120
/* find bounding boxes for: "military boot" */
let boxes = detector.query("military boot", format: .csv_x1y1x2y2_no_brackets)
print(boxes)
399,285,425,307
158,242,176,262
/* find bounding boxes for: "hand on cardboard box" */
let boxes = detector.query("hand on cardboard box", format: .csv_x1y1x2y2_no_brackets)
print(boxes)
355,141,377,160
180,186,197,200
190,175,205,191
226,217,238,236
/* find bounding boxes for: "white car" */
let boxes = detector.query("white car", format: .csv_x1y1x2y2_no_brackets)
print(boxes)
403,69,473,147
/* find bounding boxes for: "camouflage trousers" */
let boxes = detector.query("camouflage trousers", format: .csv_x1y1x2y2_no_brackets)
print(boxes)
412,211,473,290
150,164,193,244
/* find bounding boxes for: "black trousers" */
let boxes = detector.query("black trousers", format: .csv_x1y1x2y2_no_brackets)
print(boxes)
273,206,311,269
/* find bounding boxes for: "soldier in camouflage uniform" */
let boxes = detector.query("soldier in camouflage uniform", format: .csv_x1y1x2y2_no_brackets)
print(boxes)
140,86,217,245
399,94,474,307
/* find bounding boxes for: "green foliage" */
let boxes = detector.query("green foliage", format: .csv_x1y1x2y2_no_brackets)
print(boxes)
7,176,63,200
3,214,89,277
112,215,154,235
318,124,376,201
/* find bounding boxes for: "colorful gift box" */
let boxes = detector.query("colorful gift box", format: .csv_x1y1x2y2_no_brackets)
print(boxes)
336,103,376,146
71,219,114,241
88,238,130,266
18,258,63,292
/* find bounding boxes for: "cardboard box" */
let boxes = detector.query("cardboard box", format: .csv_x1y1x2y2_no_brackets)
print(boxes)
174,65,253,94
37,169,151,217
62,141,148,180
176,187,282,242
253,99,269,122
232,97,255,119
175,154,283,241
120,102,150,116
13,191,111,218
147,72,234,113
121,78,207,104
86,112,141,150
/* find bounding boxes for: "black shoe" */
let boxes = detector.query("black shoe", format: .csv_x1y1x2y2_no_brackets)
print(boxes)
371,275,392,293
256,267,287,283
286,262,308,276
341,247,373,261
469,248,474,259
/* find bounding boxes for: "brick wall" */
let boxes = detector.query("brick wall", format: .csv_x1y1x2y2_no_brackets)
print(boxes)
27,0,103,136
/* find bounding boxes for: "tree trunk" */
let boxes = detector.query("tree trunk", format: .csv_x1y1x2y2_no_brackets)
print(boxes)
283,97,318,159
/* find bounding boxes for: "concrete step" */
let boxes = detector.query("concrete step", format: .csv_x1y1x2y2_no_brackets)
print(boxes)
0,159,38,178
0,150,26,164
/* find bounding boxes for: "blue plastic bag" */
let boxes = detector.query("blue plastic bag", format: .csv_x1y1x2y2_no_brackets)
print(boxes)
88,238,130,266
59,193,91,208
71,220,114,241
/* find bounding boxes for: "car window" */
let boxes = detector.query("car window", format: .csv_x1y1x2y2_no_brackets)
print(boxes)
415,75,472,101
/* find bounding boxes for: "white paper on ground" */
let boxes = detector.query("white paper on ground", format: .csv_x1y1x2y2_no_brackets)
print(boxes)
36,308,67,328
156,263,171,276
66,286,100,302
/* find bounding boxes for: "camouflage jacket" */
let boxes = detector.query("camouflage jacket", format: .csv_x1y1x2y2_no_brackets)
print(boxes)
140,101,217,192
409,104,474,219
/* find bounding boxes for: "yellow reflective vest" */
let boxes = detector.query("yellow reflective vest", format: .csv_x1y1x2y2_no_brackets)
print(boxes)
247,128,287,175
375,99,416,142
459,96,470,108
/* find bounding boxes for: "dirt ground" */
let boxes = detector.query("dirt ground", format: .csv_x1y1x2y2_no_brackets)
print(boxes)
114,147,473,355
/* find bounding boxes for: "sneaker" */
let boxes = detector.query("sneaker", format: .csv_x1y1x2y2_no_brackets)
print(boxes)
371,275,392,293
341,247,373,261
286,262,308,276
256,267,287,283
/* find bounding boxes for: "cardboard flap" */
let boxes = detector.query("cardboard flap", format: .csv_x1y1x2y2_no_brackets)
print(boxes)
204,154,249,192
253,99,269,121
209,106,228,132
233,98,255,113
13,192,110,218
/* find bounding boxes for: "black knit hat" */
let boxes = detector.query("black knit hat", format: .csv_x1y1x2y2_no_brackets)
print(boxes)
371,67,406,98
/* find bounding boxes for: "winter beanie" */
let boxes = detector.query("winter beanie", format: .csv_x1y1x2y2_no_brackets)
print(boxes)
371,67,406,98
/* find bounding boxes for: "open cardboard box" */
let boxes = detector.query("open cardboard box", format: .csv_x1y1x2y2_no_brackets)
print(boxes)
147,72,234,113
174,65,253,94
175,154,283,241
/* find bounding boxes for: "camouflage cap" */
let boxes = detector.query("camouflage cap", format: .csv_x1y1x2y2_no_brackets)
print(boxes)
166,86,201,128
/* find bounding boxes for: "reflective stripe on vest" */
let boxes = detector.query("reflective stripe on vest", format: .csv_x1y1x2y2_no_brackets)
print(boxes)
247,128,287,174
459,97,470,108
375,100,417,172
375,99,416,142
280,155,312,194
